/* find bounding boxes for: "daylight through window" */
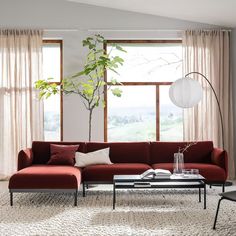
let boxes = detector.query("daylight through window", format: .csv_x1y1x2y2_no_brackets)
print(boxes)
105,41,183,142
42,40,62,141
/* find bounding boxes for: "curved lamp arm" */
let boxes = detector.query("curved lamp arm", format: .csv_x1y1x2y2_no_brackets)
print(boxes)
185,72,224,149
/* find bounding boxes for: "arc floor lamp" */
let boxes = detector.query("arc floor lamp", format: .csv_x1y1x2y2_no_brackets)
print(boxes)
169,71,231,186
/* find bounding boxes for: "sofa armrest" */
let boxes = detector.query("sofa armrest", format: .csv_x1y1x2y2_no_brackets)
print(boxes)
18,148,33,171
211,148,228,177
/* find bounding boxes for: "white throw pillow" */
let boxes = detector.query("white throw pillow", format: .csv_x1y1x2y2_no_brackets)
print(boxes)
74,148,113,167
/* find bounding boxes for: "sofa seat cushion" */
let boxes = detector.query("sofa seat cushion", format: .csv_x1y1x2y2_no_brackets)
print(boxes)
152,163,227,182
9,165,82,189
82,163,151,182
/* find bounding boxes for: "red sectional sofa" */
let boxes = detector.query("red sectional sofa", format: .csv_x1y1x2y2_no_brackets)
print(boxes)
9,141,228,206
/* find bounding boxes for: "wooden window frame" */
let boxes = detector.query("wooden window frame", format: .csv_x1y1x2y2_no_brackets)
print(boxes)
104,40,182,142
43,39,63,141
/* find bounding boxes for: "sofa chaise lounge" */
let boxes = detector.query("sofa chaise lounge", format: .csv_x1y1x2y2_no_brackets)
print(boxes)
9,141,228,206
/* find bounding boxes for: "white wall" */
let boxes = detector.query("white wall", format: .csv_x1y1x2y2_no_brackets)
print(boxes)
0,0,222,141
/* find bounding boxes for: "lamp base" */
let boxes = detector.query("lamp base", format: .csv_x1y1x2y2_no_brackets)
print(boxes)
210,181,233,187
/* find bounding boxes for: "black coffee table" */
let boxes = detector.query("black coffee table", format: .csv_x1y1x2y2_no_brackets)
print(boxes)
113,174,206,210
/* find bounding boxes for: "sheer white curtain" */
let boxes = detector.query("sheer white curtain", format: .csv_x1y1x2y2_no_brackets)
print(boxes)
183,30,235,179
0,29,44,180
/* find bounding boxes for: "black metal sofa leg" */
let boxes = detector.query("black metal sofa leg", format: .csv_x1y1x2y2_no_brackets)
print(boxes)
222,184,225,193
83,182,86,197
74,190,78,206
10,192,13,206
213,198,223,229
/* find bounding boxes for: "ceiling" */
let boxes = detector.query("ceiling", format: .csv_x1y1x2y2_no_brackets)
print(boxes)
67,0,236,28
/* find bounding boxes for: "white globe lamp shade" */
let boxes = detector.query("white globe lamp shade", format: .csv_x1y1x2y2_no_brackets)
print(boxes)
169,78,203,108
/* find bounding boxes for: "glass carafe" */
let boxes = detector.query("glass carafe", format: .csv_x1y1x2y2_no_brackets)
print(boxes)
173,153,184,175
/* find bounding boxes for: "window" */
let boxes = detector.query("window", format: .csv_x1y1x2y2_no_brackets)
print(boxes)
105,40,183,142
42,40,63,141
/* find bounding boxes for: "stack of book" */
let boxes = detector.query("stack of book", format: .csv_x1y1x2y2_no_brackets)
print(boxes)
140,168,171,179
154,169,171,179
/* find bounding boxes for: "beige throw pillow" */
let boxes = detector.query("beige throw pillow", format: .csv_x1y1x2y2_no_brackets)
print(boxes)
75,148,112,167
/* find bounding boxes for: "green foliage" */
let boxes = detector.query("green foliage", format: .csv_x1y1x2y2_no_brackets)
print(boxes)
110,78,122,86
35,78,59,99
35,34,125,109
111,87,122,97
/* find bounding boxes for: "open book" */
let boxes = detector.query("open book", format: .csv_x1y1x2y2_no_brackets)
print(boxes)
140,169,171,179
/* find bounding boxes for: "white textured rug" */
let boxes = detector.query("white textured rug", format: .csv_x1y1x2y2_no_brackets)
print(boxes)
0,188,235,236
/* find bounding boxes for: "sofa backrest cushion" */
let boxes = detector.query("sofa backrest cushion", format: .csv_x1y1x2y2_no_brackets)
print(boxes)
150,141,213,164
32,141,86,164
86,142,150,163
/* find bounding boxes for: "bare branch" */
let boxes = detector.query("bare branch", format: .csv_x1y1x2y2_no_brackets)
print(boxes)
178,142,198,153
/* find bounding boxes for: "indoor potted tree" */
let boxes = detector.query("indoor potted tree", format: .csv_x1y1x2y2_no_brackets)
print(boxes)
35,34,126,141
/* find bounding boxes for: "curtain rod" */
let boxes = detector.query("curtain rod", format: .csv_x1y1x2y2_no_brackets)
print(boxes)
43,29,232,32
87,29,231,32
44,29,80,32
